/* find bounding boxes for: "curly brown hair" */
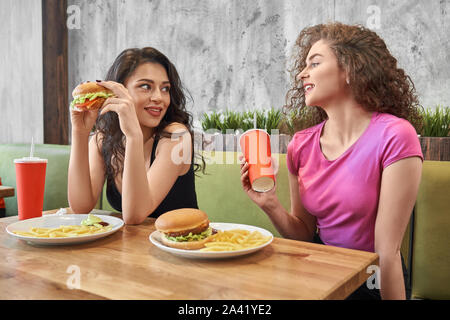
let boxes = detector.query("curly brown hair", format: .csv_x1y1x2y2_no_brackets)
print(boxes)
282,22,423,133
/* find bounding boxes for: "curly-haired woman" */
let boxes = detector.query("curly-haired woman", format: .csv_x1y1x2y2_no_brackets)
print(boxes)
68,47,203,225
240,23,423,299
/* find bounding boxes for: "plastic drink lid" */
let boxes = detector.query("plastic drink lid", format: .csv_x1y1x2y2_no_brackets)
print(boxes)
14,157,48,163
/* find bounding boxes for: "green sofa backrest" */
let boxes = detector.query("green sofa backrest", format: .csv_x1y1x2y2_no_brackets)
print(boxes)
411,160,450,300
193,152,288,238
0,144,71,216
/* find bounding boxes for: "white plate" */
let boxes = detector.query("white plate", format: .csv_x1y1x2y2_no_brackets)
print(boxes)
6,214,124,245
149,222,273,259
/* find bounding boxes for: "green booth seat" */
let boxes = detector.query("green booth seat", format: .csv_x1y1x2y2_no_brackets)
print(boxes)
410,161,450,300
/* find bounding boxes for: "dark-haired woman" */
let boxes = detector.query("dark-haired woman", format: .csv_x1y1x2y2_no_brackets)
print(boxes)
68,47,201,225
240,23,423,299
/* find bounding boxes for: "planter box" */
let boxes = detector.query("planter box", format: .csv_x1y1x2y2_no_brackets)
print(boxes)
196,132,450,160
200,132,224,152
419,137,450,161
196,132,292,154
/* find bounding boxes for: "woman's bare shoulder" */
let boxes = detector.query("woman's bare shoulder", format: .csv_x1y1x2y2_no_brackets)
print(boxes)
156,122,192,160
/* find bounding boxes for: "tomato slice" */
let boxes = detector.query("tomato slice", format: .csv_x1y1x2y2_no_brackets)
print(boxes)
75,98,98,110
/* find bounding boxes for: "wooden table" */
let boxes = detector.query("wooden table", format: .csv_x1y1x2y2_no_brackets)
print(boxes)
0,209,378,300
0,186,14,198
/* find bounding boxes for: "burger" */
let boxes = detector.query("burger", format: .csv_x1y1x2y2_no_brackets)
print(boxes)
155,208,217,250
70,82,114,111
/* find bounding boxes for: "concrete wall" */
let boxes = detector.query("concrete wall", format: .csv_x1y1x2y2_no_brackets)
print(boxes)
1,0,449,143
0,0,43,144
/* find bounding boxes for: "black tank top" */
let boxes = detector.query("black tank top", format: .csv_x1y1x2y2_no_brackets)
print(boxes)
106,136,198,218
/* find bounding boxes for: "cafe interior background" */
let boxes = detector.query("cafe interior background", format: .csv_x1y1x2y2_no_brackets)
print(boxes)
1,0,449,144
0,0,449,301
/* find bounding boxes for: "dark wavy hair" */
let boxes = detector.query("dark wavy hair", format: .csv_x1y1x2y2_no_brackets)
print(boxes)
283,22,423,133
95,47,205,183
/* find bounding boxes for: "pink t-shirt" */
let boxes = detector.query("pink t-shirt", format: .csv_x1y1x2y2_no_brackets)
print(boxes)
287,112,423,252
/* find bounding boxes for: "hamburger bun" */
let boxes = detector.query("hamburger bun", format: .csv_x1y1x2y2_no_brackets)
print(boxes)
72,82,112,97
155,208,209,233
70,82,114,111
155,208,214,250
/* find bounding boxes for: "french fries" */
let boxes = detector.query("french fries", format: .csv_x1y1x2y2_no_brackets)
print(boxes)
13,224,112,238
200,229,271,252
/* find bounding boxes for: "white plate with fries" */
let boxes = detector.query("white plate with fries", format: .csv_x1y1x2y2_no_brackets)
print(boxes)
150,223,273,259
6,214,124,245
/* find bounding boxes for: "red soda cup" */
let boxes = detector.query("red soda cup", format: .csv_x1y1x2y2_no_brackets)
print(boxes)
239,129,275,192
14,157,47,220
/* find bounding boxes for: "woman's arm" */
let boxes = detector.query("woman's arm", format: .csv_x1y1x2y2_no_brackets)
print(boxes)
375,156,422,299
263,171,317,241
240,158,316,241
68,131,106,213
121,124,192,224
67,102,106,213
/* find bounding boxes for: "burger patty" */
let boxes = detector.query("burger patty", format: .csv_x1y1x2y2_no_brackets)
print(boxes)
97,222,109,227
85,221,109,227
166,221,209,238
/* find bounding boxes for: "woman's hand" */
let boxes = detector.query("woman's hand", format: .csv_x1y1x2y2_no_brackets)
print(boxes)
239,154,278,209
70,82,100,136
97,81,142,139
70,108,99,136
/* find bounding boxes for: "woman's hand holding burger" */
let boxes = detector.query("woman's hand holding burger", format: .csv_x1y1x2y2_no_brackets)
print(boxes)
70,107,99,137
70,81,111,136
69,80,141,139
97,80,142,139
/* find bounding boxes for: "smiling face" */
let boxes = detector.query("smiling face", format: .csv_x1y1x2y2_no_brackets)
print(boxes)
298,39,348,108
125,62,171,132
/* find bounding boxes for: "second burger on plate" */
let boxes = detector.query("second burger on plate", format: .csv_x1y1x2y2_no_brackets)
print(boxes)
155,208,217,250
